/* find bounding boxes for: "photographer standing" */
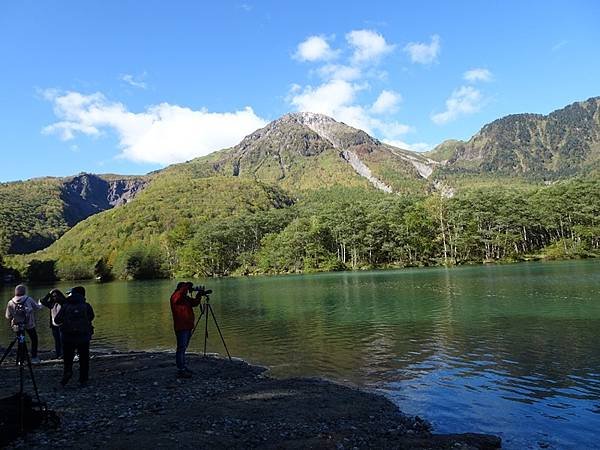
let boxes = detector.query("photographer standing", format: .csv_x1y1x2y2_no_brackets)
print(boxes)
55,286,94,386
40,288,67,359
170,282,202,378
5,284,43,363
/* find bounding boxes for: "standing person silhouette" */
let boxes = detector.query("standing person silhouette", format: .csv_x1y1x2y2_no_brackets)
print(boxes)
40,288,67,359
5,284,43,363
170,282,202,378
55,286,95,386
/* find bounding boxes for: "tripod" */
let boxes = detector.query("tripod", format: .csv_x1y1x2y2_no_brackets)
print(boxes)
0,327,44,434
189,295,232,361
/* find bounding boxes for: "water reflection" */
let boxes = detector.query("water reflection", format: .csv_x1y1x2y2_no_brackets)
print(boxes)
1,260,599,449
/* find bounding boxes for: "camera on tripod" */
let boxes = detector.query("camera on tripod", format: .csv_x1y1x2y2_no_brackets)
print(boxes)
188,285,212,296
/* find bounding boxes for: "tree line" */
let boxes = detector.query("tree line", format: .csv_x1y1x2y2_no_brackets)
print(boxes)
5,178,598,282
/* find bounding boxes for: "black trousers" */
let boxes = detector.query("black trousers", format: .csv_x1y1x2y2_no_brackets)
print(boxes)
25,328,38,358
63,341,90,382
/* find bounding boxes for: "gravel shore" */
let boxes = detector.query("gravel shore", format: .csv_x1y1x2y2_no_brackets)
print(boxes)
0,350,501,449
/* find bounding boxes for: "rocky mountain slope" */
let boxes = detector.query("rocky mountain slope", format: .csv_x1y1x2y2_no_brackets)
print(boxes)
167,112,434,194
4,97,600,256
432,96,600,177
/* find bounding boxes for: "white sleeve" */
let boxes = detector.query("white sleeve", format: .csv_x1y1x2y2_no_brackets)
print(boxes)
31,297,44,310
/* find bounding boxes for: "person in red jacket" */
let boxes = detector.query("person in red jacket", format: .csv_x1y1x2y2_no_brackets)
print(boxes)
170,282,202,378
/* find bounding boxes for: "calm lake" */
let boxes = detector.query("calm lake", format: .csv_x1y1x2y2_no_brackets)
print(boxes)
2,260,599,449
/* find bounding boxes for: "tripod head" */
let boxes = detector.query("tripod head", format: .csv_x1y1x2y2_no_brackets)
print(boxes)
12,323,26,336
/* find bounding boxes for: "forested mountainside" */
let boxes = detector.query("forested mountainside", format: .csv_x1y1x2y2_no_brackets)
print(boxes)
0,173,146,253
431,96,600,177
16,176,599,281
2,97,600,281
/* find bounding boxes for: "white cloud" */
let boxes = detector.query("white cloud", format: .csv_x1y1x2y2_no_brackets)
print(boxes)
431,86,483,124
404,34,441,64
384,140,431,152
289,79,358,118
318,64,362,81
289,30,412,142
463,68,493,83
294,35,338,62
120,73,148,89
289,81,411,140
346,29,394,63
42,90,267,165
371,90,402,114
376,121,412,137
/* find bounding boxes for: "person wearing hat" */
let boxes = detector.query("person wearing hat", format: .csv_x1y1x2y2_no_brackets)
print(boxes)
5,284,44,363
55,286,95,386
170,282,202,378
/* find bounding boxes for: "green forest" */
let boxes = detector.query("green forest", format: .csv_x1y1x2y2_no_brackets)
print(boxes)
0,178,69,253
7,176,599,282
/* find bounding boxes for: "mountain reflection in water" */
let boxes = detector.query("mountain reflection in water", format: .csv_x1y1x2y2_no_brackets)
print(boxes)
1,260,598,449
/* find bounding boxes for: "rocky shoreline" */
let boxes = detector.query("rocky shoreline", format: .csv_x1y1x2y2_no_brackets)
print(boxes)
0,350,501,449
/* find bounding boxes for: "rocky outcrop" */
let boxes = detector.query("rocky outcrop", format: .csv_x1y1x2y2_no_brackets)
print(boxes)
106,178,148,206
61,173,147,226
386,146,439,179
340,150,393,193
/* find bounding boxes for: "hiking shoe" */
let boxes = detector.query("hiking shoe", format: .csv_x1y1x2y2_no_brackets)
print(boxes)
177,370,192,379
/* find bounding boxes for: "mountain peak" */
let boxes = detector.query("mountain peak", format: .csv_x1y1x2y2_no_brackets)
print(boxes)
266,111,379,150
278,111,337,124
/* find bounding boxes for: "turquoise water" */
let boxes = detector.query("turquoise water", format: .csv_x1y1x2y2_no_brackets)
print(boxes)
1,260,599,449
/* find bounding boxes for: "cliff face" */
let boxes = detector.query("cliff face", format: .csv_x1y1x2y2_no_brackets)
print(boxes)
61,174,147,226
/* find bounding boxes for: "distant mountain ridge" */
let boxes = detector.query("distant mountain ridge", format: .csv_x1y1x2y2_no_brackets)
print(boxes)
431,96,600,177
0,173,147,253
3,96,599,256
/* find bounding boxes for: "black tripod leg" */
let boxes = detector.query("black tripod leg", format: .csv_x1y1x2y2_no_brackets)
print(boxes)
203,303,209,356
23,342,42,404
208,305,232,361
0,337,17,365
18,341,25,434
188,304,206,346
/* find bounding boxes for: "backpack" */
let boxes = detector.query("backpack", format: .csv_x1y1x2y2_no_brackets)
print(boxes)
60,303,90,335
12,302,29,327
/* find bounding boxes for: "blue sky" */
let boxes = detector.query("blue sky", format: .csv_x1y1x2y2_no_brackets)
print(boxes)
1,0,599,182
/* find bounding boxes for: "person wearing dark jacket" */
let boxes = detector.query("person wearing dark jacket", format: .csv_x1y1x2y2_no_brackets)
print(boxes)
170,282,202,378
55,286,95,386
40,288,67,359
